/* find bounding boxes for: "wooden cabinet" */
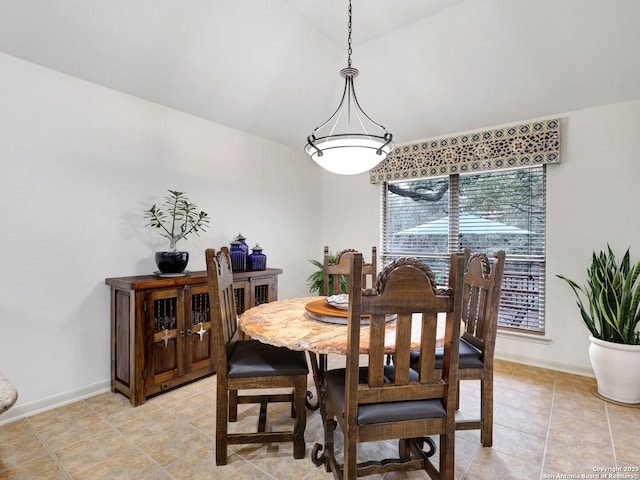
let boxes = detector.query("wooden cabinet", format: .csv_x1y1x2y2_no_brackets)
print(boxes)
105,268,282,406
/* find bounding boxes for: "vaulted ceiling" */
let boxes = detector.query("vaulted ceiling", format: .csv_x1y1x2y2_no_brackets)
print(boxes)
1,0,639,150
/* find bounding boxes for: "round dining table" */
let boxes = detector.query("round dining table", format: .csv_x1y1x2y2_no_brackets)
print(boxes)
238,296,445,355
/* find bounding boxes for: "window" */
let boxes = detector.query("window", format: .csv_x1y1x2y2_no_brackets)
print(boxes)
382,166,546,334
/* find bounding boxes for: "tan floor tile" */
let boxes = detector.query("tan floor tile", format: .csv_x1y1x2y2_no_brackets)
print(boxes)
493,402,549,438
188,410,217,438
491,423,546,466
161,392,214,420
0,421,50,473
53,428,130,476
165,448,255,480
135,423,211,467
150,376,216,408
499,386,553,415
456,391,481,418
0,454,69,480
543,438,615,475
0,419,32,442
607,402,640,424
493,360,522,375
464,446,541,480
84,391,160,426
454,417,481,444
300,466,334,479
304,411,325,444
141,469,175,480
611,428,640,465
69,446,160,480
249,451,322,480
554,371,597,391
500,375,554,396
29,411,111,451
452,436,480,477
548,405,609,444
553,388,608,412
28,400,92,427
116,408,183,444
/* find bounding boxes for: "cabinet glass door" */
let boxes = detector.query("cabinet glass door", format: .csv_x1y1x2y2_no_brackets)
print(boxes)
185,285,215,373
147,289,183,386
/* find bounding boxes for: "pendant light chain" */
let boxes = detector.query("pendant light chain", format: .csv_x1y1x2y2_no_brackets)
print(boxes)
347,0,353,68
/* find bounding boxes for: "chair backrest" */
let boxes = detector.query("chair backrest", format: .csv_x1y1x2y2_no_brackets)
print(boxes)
322,246,377,295
346,252,465,411
205,247,239,373
459,249,506,361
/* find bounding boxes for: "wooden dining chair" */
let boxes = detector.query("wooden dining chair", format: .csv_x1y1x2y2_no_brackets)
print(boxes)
205,247,309,465
322,246,377,295
321,252,465,479
410,249,506,447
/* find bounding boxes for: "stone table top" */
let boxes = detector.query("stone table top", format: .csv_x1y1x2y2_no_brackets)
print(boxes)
0,371,18,414
239,296,444,356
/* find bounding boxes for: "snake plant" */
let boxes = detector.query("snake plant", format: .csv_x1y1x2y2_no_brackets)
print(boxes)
557,245,640,345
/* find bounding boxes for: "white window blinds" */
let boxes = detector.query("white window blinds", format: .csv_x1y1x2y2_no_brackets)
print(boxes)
382,166,546,334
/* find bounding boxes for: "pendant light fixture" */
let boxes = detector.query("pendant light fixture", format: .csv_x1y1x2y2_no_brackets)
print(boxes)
305,0,393,175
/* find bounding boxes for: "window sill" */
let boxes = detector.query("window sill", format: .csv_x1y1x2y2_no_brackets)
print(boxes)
496,329,552,345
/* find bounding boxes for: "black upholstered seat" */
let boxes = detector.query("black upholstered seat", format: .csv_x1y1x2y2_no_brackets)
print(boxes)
228,340,308,378
410,338,484,371
325,368,446,426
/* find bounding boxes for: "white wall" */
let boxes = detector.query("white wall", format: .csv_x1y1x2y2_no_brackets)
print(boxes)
319,169,381,258
0,53,321,422
321,97,640,377
509,98,640,375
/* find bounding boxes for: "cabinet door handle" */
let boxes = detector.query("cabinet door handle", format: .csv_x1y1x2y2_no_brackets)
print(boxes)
179,330,185,338
186,329,192,337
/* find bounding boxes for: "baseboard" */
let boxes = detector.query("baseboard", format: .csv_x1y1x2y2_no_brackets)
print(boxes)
0,380,111,426
495,352,594,378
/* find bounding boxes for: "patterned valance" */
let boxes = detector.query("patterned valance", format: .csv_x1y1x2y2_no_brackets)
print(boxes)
370,118,560,183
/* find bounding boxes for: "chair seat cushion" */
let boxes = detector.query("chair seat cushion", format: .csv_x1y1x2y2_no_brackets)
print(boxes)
325,368,445,426
409,338,484,371
227,340,308,378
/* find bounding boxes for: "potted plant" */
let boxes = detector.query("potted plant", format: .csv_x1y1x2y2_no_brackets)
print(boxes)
144,189,210,274
557,245,640,404
307,253,347,295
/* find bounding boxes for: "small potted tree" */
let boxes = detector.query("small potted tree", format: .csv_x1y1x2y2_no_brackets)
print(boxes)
557,245,640,404
144,190,210,274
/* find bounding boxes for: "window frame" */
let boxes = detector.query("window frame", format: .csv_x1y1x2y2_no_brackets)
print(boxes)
380,165,547,335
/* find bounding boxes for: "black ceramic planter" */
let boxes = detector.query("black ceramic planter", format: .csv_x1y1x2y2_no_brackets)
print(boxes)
155,251,189,274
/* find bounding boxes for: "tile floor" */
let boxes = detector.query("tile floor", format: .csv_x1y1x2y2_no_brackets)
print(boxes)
1,359,639,480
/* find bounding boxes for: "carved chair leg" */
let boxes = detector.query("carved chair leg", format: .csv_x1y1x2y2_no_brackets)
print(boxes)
343,425,358,479
216,384,229,465
481,376,494,447
439,433,455,479
293,377,307,459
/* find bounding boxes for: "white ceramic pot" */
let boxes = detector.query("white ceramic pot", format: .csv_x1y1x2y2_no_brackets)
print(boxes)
588,334,640,404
